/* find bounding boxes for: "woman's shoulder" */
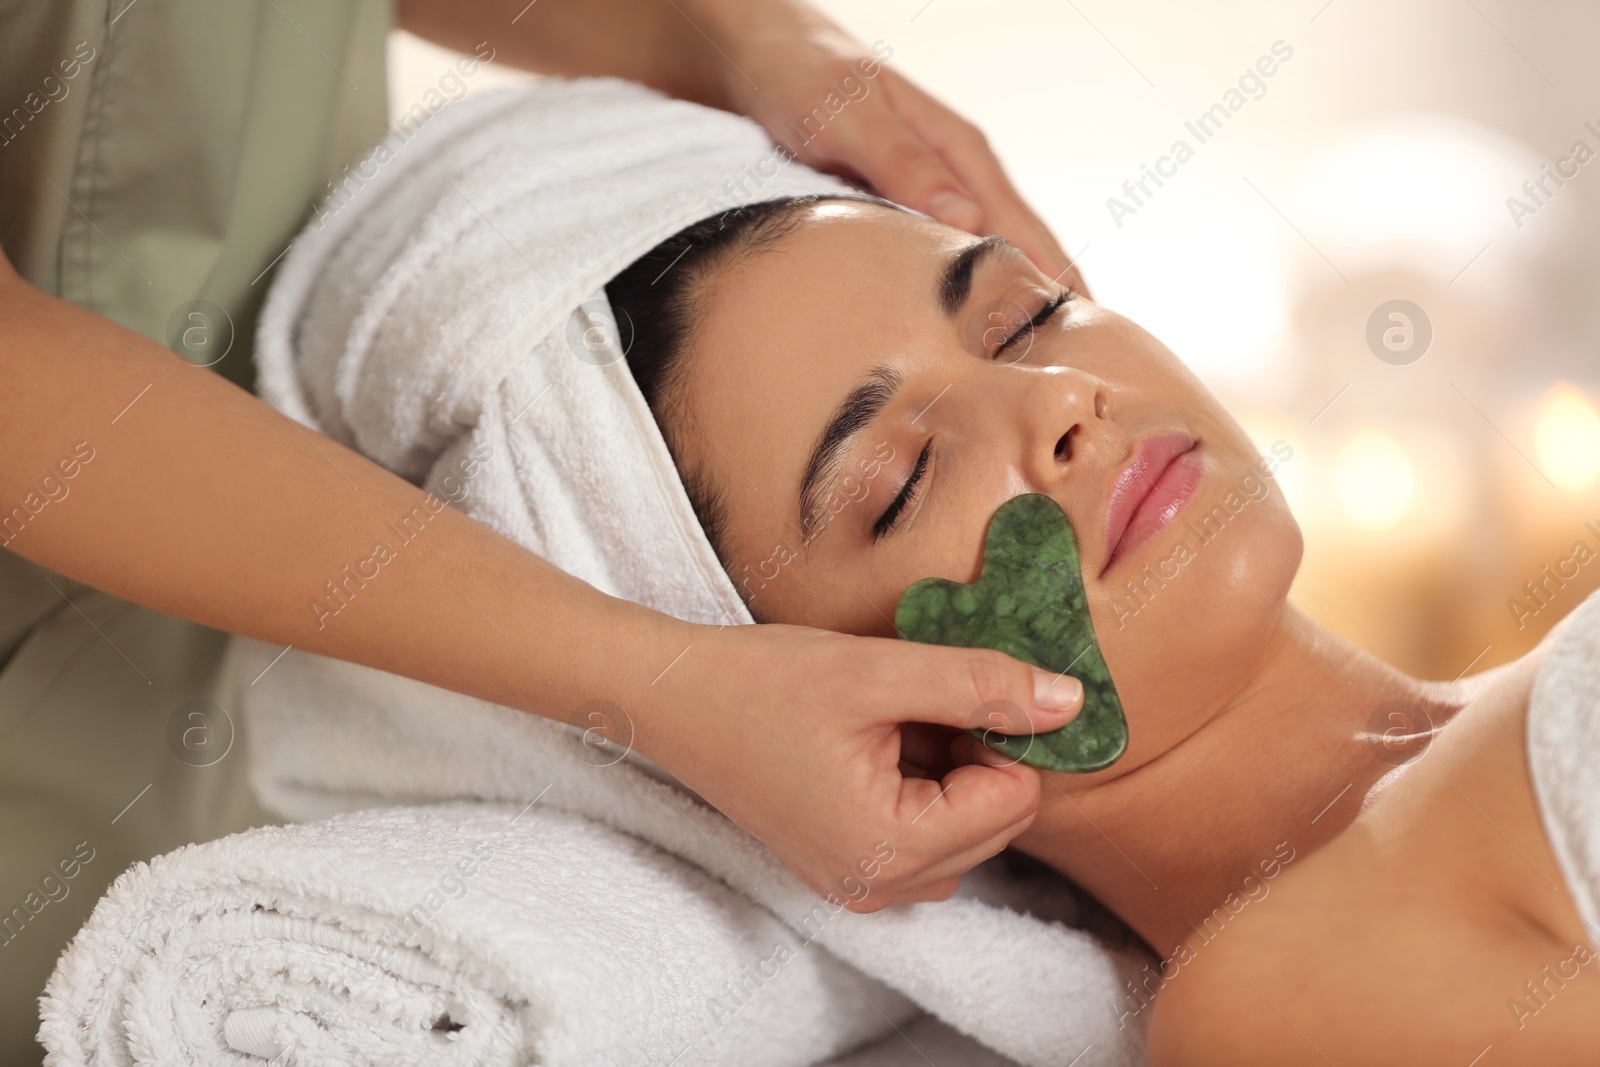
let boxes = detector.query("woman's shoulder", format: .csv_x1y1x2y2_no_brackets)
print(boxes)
1145,812,1598,1066
1147,607,1600,1066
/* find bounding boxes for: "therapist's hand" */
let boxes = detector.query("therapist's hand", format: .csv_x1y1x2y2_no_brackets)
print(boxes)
634,620,1084,911
404,0,1085,290
696,0,1089,295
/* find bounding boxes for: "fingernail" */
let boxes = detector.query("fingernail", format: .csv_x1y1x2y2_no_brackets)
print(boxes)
924,188,981,229
1032,670,1083,714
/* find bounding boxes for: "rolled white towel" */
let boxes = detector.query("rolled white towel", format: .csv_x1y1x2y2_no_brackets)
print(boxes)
38,802,907,1067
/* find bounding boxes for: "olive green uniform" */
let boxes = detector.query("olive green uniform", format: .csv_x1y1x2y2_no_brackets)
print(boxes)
0,1,389,1059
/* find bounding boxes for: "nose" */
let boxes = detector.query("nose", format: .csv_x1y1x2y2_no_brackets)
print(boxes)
1021,367,1111,493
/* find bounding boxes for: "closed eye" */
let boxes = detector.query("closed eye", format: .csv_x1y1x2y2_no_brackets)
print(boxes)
873,439,931,541
996,289,1072,358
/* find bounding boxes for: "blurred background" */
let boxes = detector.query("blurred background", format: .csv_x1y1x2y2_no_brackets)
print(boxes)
392,0,1600,680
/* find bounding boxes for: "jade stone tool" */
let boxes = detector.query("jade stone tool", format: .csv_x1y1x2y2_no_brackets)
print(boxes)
893,493,1128,773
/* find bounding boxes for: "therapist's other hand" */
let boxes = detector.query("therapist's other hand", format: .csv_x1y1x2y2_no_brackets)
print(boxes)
636,621,1083,911
697,0,1088,295
404,0,1083,290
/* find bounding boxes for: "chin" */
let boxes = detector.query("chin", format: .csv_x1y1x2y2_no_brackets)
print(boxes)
1090,492,1303,768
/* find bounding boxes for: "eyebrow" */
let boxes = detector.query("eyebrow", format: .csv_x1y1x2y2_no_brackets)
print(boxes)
938,234,1009,318
793,236,1011,544
798,364,903,544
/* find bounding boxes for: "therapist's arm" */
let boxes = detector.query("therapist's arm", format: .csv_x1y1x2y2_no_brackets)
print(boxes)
398,0,1087,293
0,250,1081,910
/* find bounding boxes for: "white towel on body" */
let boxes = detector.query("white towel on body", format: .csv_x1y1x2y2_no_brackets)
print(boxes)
1526,586,1600,946
40,78,1154,1067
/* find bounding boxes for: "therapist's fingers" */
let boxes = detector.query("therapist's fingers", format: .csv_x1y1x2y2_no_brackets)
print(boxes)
856,806,1046,911
808,94,984,231
838,639,1079,909
900,721,963,779
839,739,1048,913
788,65,1087,294
885,643,1084,737
911,820,1033,891
707,0,1087,290
846,774,1037,914
893,875,964,904
880,70,1092,297
646,623,1076,914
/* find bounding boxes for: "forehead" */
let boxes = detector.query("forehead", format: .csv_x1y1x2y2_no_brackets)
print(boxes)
695,199,965,361
672,201,965,553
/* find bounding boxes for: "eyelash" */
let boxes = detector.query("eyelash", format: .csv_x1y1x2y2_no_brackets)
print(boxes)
995,289,1073,357
873,439,932,542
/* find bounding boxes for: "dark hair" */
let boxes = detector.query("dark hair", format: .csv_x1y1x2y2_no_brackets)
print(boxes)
607,193,856,617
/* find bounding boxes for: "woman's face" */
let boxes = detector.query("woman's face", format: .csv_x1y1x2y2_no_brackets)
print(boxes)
668,200,1303,782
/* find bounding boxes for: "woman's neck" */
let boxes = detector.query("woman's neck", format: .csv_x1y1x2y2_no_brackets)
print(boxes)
1014,602,1469,958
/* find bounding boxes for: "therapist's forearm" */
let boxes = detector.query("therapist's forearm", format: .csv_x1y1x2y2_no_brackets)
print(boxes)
398,0,739,108
0,260,689,731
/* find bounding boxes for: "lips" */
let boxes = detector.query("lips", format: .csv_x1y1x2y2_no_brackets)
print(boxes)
1101,432,1201,575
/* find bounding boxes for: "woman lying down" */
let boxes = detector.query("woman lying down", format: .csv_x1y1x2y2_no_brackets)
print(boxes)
604,193,1600,1065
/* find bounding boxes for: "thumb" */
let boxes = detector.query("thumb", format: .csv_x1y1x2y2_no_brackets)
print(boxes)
813,105,984,231
889,642,1084,736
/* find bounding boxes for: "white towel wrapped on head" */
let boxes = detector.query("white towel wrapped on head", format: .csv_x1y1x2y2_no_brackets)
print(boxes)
41,78,1154,1067
259,74,821,626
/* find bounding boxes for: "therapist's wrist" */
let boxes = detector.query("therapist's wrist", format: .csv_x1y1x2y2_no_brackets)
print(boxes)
571,594,710,767
680,0,852,110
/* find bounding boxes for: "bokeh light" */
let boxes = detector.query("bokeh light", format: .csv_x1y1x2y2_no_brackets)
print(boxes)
1533,382,1600,493
1335,428,1415,531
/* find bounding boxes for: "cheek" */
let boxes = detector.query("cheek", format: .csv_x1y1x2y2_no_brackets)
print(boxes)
769,520,987,638
1088,463,1303,767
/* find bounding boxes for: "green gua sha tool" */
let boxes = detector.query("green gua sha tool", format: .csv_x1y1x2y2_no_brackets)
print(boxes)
893,492,1128,773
